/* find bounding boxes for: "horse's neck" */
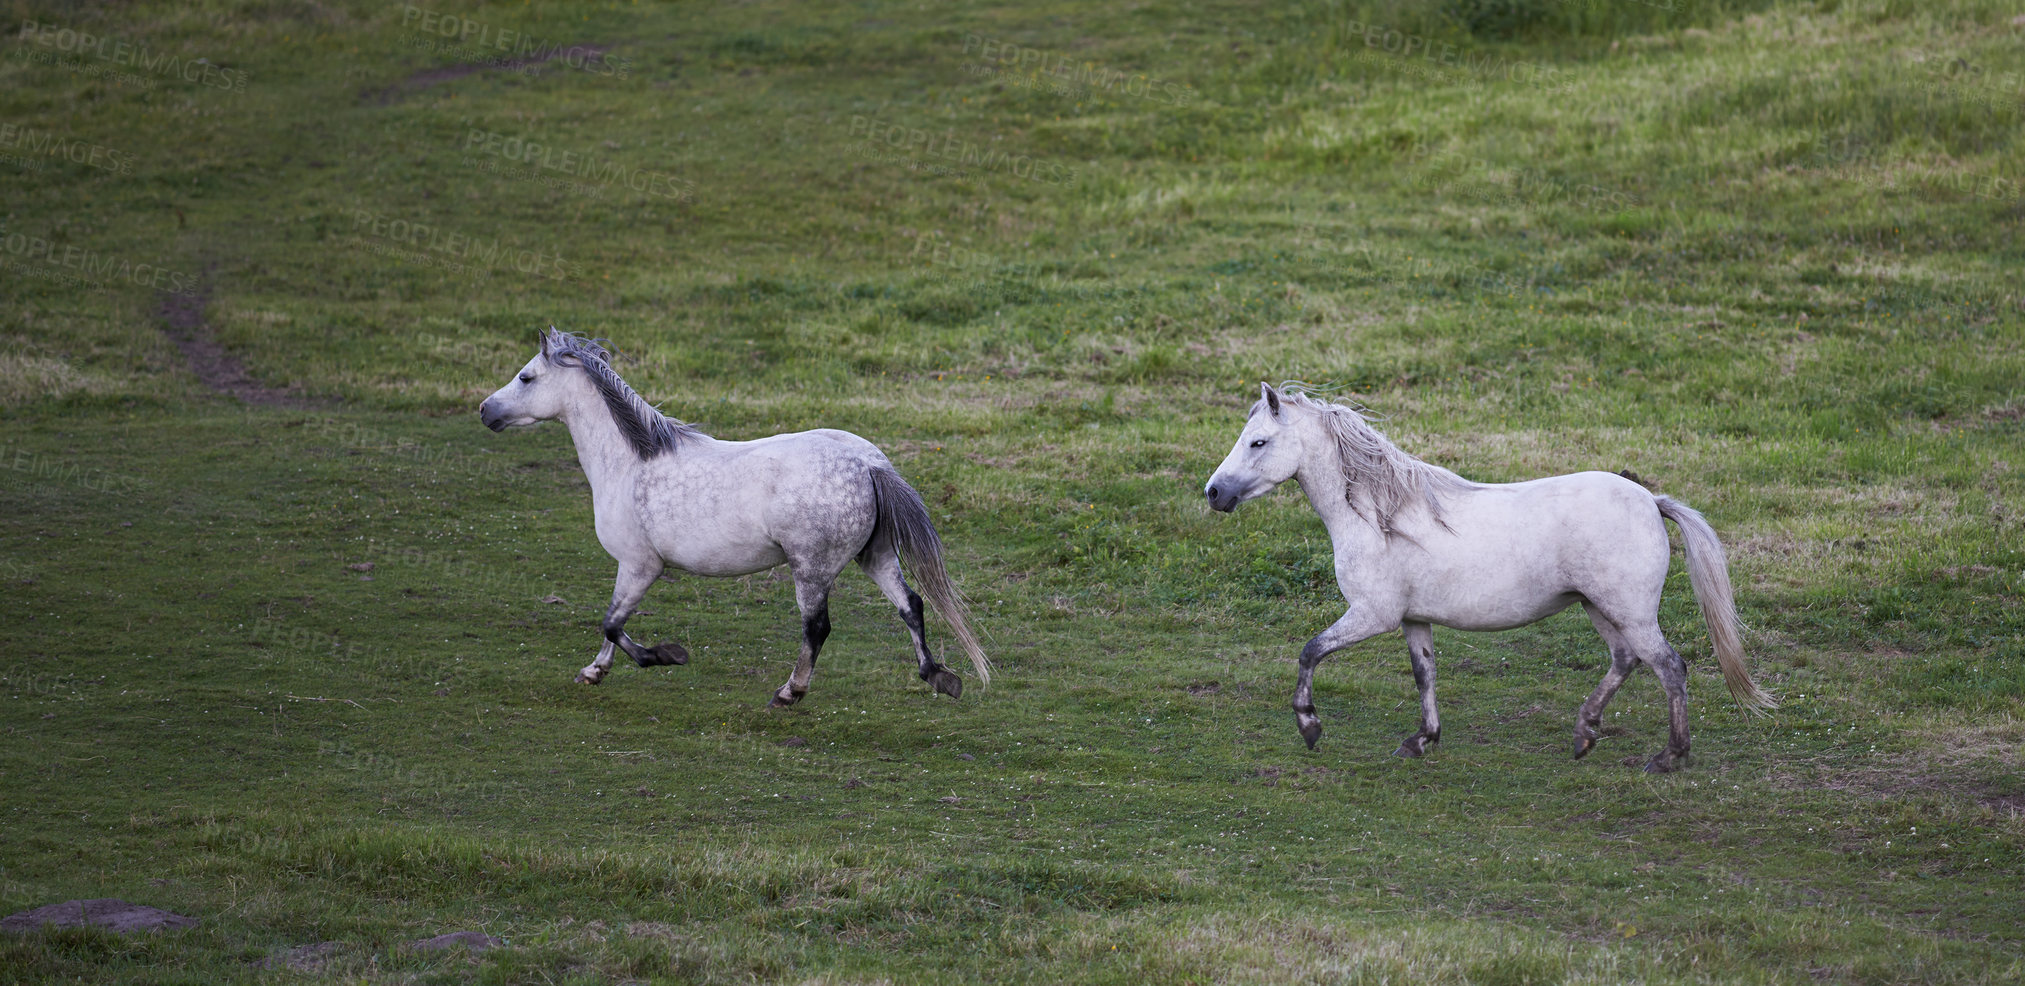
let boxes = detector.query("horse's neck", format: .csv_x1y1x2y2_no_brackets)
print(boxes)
1296,468,1381,547
558,394,643,497
1295,420,1387,550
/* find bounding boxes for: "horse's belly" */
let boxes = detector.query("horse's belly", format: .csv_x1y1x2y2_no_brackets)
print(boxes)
659,530,787,578
1395,552,1582,630
1409,588,1581,632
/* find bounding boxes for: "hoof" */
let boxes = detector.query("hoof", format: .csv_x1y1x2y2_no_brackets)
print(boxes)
1394,735,1432,758
1572,731,1596,760
768,687,802,709
929,668,963,699
635,642,689,667
1298,720,1322,751
1643,753,1683,774
575,671,603,685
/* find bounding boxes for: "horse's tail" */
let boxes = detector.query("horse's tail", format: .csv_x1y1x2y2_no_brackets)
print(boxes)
867,466,990,688
1654,495,1775,715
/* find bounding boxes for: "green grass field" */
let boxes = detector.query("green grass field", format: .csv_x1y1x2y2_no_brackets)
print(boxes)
2,0,2021,982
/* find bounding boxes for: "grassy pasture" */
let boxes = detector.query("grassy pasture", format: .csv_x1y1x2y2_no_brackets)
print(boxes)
0,0,2020,982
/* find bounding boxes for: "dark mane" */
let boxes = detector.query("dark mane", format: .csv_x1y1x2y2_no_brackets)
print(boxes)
542,328,702,459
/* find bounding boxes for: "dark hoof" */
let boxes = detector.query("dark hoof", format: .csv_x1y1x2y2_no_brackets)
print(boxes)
1298,721,1322,750
574,672,601,685
1572,731,1595,760
929,668,963,699
1643,754,1683,774
1394,735,1433,758
768,687,804,709
635,642,689,667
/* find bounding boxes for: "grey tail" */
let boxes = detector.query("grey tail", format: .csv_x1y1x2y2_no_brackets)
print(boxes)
1655,495,1776,714
866,467,990,687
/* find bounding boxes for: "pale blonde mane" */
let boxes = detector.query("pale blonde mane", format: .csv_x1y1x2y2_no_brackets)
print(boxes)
1281,389,1477,535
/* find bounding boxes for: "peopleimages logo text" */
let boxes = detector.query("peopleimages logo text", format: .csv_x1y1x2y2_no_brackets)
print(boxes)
349,209,575,281
0,124,133,174
401,5,629,78
14,20,248,91
960,34,1193,105
0,229,197,294
848,116,1079,187
464,130,693,199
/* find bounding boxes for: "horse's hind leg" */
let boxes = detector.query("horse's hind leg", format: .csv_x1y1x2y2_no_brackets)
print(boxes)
581,561,685,684
1583,603,1694,772
1641,640,1693,773
860,551,961,698
1572,649,1637,760
1395,622,1440,758
1572,603,1634,759
770,572,833,708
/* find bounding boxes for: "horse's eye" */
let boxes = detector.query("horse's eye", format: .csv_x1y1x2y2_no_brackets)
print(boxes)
519,373,535,383
1250,439,1268,448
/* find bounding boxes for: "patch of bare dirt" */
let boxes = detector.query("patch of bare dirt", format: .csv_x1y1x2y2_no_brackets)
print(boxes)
155,281,314,407
1766,719,2025,819
1,899,197,933
364,44,613,103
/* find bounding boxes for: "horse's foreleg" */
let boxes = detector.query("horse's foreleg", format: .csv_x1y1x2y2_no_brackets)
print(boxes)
770,576,832,708
582,562,683,685
1293,610,1391,750
861,552,961,698
576,639,619,685
1395,622,1440,758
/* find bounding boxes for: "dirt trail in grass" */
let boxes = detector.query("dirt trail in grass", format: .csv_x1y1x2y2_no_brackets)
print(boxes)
363,43,614,103
155,280,313,407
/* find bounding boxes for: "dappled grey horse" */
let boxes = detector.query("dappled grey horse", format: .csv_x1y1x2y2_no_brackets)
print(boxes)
479,328,988,706
1204,384,1773,772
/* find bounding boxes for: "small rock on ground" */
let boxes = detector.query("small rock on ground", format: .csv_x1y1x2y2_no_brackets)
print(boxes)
0,899,199,934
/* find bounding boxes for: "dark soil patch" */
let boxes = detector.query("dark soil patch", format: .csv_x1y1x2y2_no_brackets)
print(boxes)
1,899,198,934
154,282,314,407
364,44,613,104
1980,791,2025,817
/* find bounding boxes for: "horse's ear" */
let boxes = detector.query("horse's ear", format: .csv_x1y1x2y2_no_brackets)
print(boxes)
538,327,553,359
1261,382,1282,418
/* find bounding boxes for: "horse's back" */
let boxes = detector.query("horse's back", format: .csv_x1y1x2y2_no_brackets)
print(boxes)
736,427,889,463
1464,469,1666,564
629,429,892,576
1398,470,1669,629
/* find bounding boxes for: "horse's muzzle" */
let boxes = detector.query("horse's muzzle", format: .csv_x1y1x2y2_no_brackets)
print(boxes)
479,402,508,432
1205,485,1238,513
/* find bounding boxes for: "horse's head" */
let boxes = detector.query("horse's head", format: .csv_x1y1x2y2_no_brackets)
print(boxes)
479,326,593,431
1204,382,1305,513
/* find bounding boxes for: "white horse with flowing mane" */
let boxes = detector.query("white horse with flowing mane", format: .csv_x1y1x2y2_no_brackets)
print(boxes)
1204,384,1772,772
479,328,988,706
